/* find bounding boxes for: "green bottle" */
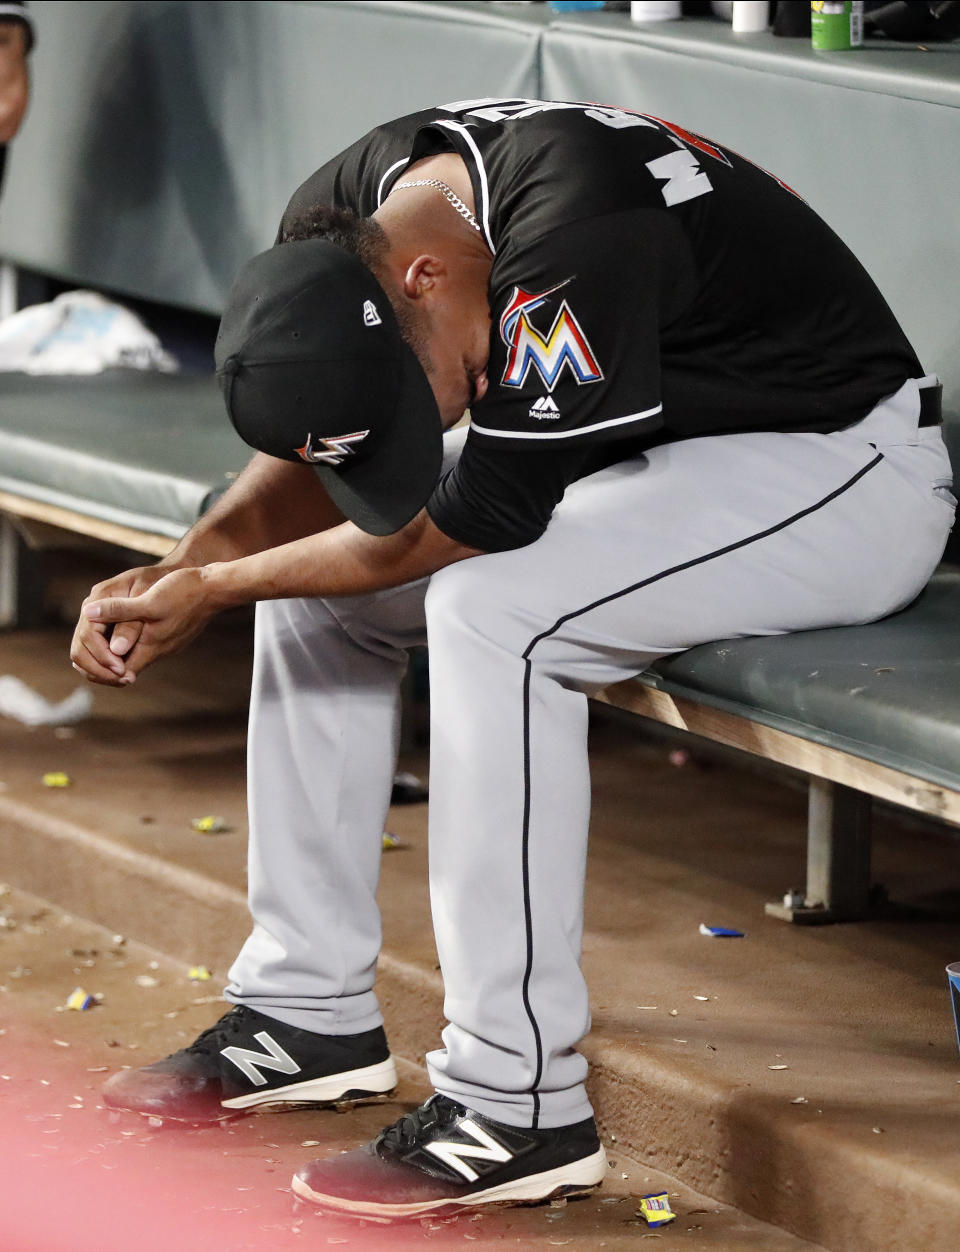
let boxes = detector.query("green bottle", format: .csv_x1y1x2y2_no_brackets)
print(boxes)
811,1,864,50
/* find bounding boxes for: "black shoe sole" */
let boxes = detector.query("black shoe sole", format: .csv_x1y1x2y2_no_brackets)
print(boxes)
103,1087,398,1129
102,1058,398,1128
221,1057,397,1113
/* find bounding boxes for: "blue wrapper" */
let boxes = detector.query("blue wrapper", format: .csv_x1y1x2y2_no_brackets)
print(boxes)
947,962,960,1057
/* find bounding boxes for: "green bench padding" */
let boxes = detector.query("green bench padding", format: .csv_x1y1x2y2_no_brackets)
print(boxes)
3,369,957,798
645,570,960,792
0,373,245,539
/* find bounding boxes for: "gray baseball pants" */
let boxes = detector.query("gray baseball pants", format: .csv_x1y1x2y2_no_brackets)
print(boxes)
227,376,953,1129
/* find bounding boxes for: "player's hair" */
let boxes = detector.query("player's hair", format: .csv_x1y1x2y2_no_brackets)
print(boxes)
279,204,389,272
279,203,434,378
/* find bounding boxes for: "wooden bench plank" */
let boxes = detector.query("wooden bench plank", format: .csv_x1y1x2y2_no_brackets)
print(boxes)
0,490,178,558
595,679,960,827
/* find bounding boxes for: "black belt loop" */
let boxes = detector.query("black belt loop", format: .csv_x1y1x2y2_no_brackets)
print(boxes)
918,381,942,427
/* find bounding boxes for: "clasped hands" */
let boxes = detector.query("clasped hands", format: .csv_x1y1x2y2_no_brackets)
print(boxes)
70,564,221,686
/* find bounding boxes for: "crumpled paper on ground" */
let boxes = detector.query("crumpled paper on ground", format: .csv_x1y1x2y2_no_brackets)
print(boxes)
0,675,93,726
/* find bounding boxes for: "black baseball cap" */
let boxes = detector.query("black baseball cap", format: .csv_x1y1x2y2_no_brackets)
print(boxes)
215,238,442,536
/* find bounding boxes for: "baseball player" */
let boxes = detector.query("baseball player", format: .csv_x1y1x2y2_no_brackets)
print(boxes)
0,1,33,181
71,99,953,1219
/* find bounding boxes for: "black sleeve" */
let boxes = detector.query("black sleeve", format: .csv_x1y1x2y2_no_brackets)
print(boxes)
426,435,597,552
273,141,367,244
426,209,696,551
274,111,441,242
472,209,696,449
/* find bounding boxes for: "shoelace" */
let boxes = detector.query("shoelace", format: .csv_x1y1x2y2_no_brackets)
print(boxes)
378,1094,464,1151
185,1005,255,1055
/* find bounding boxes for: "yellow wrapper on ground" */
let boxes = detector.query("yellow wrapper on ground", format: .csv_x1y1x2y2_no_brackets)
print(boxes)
638,1192,676,1227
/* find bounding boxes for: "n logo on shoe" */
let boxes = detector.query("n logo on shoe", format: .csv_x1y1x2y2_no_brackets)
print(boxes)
221,1031,302,1087
424,1119,513,1183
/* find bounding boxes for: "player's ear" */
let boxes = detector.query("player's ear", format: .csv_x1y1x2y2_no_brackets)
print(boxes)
402,254,446,299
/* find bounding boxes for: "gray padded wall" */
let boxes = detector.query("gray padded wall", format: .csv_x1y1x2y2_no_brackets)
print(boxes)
1,3,956,413
541,16,960,416
0,0,544,313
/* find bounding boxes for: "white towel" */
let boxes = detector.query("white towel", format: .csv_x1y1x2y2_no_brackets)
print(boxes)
0,290,179,375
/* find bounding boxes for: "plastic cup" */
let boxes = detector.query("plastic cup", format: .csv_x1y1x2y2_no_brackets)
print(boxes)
732,1,769,33
631,1,682,21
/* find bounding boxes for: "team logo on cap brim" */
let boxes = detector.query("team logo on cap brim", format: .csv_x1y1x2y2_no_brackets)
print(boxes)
296,430,370,466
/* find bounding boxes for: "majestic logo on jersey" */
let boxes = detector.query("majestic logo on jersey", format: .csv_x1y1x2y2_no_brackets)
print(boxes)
295,430,370,466
220,1031,302,1087
362,300,382,327
499,285,603,392
529,396,561,420
424,1118,515,1183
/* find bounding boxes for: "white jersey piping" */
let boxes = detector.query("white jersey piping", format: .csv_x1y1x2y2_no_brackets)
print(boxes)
430,119,495,254
470,404,663,441
377,158,410,208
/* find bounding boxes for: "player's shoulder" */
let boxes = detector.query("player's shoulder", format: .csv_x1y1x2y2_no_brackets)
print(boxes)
280,108,440,223
429,99,716,164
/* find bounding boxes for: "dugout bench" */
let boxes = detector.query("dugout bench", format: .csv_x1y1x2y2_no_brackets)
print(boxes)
1,2,958,923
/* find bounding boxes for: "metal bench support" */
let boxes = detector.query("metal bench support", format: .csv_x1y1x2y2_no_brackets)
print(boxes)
0,516,46,629
765,778,873,923
0,260,16,320
0,263,47,627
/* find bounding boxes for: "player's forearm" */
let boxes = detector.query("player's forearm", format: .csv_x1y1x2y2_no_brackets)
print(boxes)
160,451,346,570
200,511,479,610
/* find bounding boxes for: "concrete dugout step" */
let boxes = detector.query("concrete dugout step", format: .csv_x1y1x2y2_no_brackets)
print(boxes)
1,623,959,1251
0,884,825,1252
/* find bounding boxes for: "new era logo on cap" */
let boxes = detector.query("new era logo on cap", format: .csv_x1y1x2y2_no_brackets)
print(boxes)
363,300,382,327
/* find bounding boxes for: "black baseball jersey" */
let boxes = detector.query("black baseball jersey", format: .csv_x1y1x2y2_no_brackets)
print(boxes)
281,99,922,551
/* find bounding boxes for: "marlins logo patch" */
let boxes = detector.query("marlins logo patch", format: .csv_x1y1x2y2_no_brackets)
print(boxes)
296,430,370,466
499,284,603,392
